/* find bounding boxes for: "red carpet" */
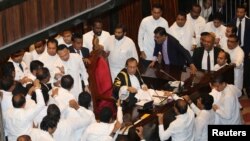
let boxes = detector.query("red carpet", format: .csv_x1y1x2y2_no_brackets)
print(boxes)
240,96,250,124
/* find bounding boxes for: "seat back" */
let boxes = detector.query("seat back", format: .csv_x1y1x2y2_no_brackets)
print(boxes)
88,50,116,117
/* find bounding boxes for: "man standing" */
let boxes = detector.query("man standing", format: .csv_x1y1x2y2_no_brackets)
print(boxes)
192,33,223,71
55,45,89,100
83,19,110,52
231,5,250,96
138,3,169,68
187,4,206,46
150,27,197,74
104,24,138,81
169,12,196,55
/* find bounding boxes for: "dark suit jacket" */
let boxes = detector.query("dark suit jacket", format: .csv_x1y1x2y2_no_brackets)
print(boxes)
113,68,144,109
192,47,223,70
153,34,193,67
68,46,90,58
231,17,250,56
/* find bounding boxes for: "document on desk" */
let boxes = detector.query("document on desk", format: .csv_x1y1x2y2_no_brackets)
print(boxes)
135,89,171,106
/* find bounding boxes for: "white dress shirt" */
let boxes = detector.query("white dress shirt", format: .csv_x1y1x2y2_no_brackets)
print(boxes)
214,84,242,124
53,108,92,141
199,0,212,22
203,21,226,44
104,36,138,81
30,128,54,141
38,52,60,84
54,53,89,100
81,106,123,141
169,21,196,54
4,89,45,141
237,17,246,46
9,59,33,82
228,46,244,89
201,48,215,71
187,13,206,46
214,63,228,71
129,74,141,90
220,36,229,51
23,52,33,69
138,16,169,60
30,48,46,61
83,30,110,52
190,103,215,141
158,94,195,141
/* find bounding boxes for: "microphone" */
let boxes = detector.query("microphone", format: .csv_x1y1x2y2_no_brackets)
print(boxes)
159,69,183,95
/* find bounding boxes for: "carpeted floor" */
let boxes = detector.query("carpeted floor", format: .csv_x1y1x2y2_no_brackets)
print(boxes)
240,95,250,124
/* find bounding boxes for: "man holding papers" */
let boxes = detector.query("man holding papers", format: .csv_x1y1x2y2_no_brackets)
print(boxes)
113,57,147,109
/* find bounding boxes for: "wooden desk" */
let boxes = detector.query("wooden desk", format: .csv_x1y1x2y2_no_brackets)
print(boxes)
122,65,234,141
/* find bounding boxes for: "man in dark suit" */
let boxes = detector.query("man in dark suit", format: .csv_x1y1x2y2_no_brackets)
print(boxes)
192,32,223,71
231,5,250,96
68,33,90,64
150,26,197,74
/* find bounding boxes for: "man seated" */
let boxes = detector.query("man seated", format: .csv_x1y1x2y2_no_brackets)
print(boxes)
113,57,147,109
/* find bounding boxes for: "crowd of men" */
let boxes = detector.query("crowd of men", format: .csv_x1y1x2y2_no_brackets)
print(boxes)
0,1,249,141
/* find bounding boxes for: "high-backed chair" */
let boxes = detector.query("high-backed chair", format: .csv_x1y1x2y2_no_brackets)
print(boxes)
87,49,116,118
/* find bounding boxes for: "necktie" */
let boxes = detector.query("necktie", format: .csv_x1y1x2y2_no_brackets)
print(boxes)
19,63,24,72
76,49,80,54
207,51,210,71
238,19,242,46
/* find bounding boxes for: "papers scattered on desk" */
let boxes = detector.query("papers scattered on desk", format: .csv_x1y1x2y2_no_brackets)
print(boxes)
135,89,172,106
168,81,184,87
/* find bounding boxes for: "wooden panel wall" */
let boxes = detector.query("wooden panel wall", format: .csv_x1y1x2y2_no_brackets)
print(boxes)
0,0,107,48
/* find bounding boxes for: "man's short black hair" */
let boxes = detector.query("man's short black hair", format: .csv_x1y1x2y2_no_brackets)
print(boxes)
211,74,226,84
0,76,14,91
30,60,44,73
125,57,137,67
12,93,26,108
1,62,15,78
57,44,68,52
71,32,83,42
200,94,214,110
212,12,223,22
175,99,188,114
99,107,113,123
40,115,58,131
115,23,127,33
61,75,74,90
78,91,92,109
47,38,58,47
47,104,61,122
36,67,50,81
154,27,168,36
226,23,237,34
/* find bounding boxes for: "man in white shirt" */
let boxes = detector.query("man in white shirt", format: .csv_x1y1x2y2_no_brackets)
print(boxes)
203,13,226,47
138,3,169,68
38,38,60,85
104,24,138,81
55,45,89,100
199,0,212,22
211,74,242,124
56,30,73,47
183,94,215,141
9,50,33,85
4,80,45,141
83,19,110,52
187,4,206,46
220,24,237,51
227,35,245,90
169,12,196,55
214,50,229,71
30,40,47,61
157,93,195,141
81,101,123,141
30,116,57,141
